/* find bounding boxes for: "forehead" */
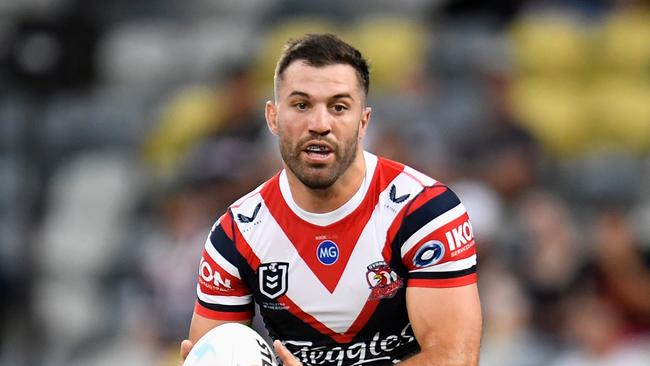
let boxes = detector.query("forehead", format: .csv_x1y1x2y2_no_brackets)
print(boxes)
277,61,363,99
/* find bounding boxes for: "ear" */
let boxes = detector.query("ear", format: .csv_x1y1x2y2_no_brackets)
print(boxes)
358,106,371,140
265,100,279,135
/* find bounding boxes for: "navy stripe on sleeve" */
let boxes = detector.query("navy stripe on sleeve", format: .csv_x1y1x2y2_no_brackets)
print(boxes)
389,186,460,273
399,187,460,242
197,298,254,313
409,265,477,280
209,223,239,268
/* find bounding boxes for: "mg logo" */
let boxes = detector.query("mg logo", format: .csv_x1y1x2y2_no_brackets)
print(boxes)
258,262,288,299
444,221,474,251
316,240,339,265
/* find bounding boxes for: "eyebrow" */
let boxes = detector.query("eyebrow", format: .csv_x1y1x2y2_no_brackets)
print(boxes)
288,91,310,98
287,91,355,101
331,93,353,101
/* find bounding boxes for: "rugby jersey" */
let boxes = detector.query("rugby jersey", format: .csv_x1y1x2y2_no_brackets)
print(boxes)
194,151,477,365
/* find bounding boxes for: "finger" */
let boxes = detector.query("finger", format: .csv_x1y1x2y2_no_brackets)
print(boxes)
273,340,302,366
180,339,194,361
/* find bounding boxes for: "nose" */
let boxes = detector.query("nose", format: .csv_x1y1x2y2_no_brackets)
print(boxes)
308,105,331,136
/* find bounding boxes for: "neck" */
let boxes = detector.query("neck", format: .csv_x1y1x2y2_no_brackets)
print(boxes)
285,150,366,214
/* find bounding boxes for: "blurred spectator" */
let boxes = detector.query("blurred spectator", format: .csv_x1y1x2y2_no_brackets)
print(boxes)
590,210,650,335
479,260,552,366
551,292,650,366
142,60,266,180
515,190,585,337
135,139,267,365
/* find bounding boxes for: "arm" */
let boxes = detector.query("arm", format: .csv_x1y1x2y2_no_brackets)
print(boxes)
180,211,254,362
401,284,482,366
394,184,482,365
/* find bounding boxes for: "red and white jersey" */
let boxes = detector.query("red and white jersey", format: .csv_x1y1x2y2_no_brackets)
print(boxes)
195,152,477,365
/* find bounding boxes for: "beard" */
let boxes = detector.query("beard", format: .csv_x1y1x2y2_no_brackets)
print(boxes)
279,129,359,190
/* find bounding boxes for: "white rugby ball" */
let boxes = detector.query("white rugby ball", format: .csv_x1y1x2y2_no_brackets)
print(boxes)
183,323,277,366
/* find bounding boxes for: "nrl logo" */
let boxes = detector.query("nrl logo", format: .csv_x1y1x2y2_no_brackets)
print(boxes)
258,262,289,299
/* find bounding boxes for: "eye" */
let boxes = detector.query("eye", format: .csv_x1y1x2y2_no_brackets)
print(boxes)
332,104,348,113
294,102,309,111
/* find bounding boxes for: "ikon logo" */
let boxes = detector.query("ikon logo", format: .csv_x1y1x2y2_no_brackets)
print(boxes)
444,221,474,251
199,258,232,289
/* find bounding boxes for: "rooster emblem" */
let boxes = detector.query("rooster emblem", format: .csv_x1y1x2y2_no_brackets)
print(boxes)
366,261,403,300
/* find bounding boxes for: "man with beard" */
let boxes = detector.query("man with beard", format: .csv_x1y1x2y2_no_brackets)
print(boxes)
181,34,482,366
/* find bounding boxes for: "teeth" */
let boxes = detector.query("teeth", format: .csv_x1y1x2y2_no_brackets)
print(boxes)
307,145,328,152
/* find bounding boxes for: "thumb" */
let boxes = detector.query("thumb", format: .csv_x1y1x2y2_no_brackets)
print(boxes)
273,340,302,366
180,339,194,362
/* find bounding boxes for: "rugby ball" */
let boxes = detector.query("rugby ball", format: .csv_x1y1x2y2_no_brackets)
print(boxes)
183,323,277,366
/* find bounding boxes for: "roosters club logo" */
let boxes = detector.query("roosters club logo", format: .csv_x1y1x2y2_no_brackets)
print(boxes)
366,261,403,300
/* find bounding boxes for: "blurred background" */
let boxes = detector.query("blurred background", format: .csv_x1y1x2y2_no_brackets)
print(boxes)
1,0,649,365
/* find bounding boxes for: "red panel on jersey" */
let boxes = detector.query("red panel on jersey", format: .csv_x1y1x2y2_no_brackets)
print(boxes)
219,212,235,240
408,273,477,288
402,212,476,267
382,203,411,261
261,159,402,293
404,184,448,214
198,250,249,297
231,218,262,271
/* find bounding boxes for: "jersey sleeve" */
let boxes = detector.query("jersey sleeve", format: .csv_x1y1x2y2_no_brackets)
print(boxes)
399,184,477,288
194,211,254,320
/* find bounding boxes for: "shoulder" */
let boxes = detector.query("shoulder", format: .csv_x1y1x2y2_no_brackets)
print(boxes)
372,154,469,240
372,153,443,206
207,174,279,237
375,154,437,188
229,176,273,210
229,173,279,217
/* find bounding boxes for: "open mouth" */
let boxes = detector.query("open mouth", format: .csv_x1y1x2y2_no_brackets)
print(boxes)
303,143,333,161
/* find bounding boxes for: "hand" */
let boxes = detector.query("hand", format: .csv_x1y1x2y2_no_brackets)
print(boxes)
273,340,303,366
179,339,194,365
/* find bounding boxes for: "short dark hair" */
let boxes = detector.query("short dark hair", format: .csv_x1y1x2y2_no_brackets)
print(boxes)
274,33,370,96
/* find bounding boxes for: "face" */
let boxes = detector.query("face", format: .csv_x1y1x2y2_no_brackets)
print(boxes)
266,61,370,190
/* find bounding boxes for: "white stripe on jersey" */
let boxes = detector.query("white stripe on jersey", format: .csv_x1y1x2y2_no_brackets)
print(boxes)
410,254,477,273
403,165,437,187
197,286,252,305
209,217,221,233
400,203,467,258
377,171,427,240
204,237,241,279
